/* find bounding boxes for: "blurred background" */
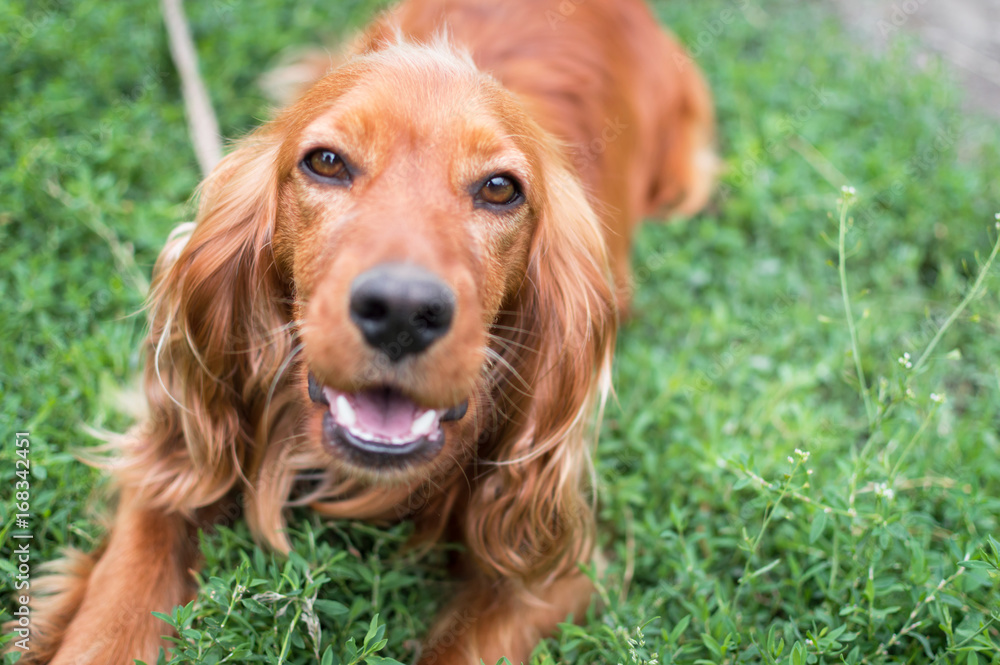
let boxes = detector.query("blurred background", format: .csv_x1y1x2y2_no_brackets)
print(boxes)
830,0,1000,116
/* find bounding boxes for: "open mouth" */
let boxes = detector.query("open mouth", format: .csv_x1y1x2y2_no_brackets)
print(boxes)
308,373,468,466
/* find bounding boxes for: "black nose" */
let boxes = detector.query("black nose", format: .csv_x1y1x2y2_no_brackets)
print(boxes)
349,263,455,360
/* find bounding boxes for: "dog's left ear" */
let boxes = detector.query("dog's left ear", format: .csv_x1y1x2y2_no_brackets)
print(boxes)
117,131,291,516
466,144,617,582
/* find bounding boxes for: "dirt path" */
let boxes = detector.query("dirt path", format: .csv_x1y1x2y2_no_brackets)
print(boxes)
825,0,1000,117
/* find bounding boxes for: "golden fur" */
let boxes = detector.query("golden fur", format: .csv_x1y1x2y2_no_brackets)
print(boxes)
16,1,713,663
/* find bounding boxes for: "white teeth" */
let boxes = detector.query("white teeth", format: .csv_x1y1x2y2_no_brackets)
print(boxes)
335,395,357,428
412,410,438,436
321,386,443,446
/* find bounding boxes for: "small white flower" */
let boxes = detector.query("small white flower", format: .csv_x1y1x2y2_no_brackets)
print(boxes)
898,353,913,369
807,468,814,475
794,448,811,462
930,392,946,404
841,185,857,196
874,482,895,501
906,388,915,399
787,456,795,464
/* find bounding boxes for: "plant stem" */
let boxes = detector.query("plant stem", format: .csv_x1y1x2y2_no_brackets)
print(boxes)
911,228,1000,376
838,194,875,426
889,403,939,482
276,603,304,665
732,460,802,610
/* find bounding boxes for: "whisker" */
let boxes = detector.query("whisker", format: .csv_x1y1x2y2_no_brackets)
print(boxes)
261,341,306,437
489,323,540,337
483,347,533,397
487,387,527,425
486,341,525,367
446,451,472,497
487,333,536,354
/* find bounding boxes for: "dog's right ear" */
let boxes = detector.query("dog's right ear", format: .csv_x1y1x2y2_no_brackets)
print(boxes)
117,133,291,514
464,140,617,583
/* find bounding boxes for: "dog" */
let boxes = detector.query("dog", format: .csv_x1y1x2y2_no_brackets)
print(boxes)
24,0,713,662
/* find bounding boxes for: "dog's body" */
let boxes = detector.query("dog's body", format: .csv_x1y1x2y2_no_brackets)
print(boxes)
23,1,713,663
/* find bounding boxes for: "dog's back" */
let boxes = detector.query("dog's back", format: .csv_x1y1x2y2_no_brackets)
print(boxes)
381,0,714,215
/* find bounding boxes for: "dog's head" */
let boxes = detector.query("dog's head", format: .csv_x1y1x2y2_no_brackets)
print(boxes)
282,45,552,476
136,38,615,574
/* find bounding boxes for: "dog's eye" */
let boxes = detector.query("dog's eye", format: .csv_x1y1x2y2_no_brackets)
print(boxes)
476,175,522,207
302,149,350,182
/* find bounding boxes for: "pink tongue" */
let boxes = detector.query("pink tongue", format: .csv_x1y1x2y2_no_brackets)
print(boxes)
351,389,419,438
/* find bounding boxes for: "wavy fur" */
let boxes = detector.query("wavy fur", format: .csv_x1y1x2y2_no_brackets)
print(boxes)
17,2,713,663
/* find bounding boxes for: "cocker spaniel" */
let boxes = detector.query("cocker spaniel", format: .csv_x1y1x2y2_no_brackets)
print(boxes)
26,0,714,662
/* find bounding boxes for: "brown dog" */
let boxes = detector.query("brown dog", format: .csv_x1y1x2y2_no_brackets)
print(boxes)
25,1,713,663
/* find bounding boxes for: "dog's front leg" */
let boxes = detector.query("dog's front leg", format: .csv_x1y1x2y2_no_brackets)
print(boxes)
38,489,200,665
419,571,594,665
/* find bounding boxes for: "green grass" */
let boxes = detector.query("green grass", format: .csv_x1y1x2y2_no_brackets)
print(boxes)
3,0,1000,663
